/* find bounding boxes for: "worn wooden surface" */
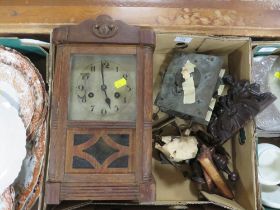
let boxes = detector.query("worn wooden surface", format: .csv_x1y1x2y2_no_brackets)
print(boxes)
1,0,280,37
46,203,227,210
45,202,227,210
0,0,280,37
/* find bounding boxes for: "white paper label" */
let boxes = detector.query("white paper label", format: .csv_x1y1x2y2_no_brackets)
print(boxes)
219,69,226,78
217,84,225,96
209,98,216,110
258,47,278,53
181,60,196,104
205,110,213,122
174,36,193,43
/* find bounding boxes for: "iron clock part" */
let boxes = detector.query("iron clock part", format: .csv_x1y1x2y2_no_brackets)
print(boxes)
155,53,223,125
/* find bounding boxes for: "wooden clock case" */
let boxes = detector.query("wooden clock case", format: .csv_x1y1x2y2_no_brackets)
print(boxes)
45,15,156,205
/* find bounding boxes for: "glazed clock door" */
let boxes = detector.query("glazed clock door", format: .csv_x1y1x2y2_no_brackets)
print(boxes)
66,49,137,175
64,46,139,199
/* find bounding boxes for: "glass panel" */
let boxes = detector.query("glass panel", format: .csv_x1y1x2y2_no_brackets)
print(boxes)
72,156,94,169
83,137,118,165
74,134,92,145
70,133,130,170
108,156,129,168
108,134,129,146
68,54,137,121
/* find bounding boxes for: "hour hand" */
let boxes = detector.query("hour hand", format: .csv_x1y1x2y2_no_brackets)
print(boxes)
105,97,111,108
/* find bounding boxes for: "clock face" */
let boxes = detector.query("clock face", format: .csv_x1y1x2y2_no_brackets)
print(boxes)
68,54,137,121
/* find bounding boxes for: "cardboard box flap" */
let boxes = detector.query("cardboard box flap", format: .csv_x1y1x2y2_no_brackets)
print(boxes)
201,192,245,210
232,122,258,210
196,38,248,55
155,34,205,54
152,159,200,202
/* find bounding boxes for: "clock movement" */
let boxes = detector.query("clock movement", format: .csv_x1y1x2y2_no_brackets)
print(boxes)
155,53,223,125
45,15,155,204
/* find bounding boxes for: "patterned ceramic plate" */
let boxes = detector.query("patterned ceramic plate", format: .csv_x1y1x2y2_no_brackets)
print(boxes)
0,187,15,210
0,46,47,210
0,62,35,129
14,123,46,210
0,101,26,195
0,123,46,210
0,46,47,138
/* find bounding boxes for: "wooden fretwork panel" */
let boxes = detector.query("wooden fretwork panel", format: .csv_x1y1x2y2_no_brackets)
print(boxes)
66,129,133,173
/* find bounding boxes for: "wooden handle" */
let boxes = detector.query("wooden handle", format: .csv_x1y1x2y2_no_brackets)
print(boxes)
198,145,234,199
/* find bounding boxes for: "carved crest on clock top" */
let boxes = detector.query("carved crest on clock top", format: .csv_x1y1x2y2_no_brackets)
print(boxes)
92,15,118,38
52,14,155,46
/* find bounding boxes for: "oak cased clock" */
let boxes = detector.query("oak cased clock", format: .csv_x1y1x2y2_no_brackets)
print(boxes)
45,15,155,204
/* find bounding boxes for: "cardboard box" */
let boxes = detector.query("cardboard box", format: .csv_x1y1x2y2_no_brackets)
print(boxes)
151,33,258,210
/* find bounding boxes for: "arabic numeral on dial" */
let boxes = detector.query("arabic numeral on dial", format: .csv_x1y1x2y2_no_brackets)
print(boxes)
123,73,128,79
115,105,119,112
123,97,127,103
102,60,110,68
90,105,95,112
116,66,119,72
101,108,107,115
77,85,84,90
91,65,95,72
126,85,131,91
78,95,86,103
80,73,90,80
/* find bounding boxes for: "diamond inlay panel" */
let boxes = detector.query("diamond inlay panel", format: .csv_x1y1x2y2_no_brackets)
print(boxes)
67,131,132,173
83,137,119,164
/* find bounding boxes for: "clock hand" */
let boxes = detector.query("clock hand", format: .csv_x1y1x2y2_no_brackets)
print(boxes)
100,60,111,109
101,60,105,86
105,97,111,108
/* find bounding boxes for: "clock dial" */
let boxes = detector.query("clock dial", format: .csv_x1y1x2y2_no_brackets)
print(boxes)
68,54,137,121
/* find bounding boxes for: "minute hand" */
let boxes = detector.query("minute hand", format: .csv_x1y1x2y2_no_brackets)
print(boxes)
100,60,111,108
